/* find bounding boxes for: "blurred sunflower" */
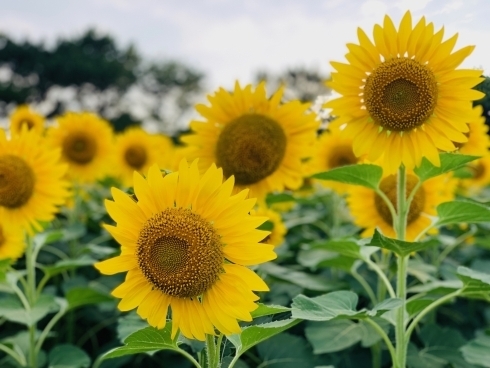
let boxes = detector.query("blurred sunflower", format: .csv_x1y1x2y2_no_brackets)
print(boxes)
9,105,45,136
460,156,490,194
326,11,484,174
456,105,490,156
309,127,359,194
182,82,318,199
95,160,276,340
47,112,114,183
0,211,25,261
0,129,69,233
252,206,287,247
347,173,456,241
114,128,171,187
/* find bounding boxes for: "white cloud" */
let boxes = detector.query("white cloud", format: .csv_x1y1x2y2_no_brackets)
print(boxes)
395,0,432,11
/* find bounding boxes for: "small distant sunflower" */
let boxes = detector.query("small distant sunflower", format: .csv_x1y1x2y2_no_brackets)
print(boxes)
326,11,484,174
114,128,171,187
309,128,359,194
95,160,276,340
182,82,318,199
0,211,25,261
456,105,490,156
47,112,114,183
9,105,45,136
0,129,69,232
252,206,287,247
460,156,490,194
347,173,456,241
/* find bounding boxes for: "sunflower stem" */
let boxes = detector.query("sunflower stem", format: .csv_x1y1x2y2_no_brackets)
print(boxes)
25,235,38,368
205,334,220,368
394,165,408,368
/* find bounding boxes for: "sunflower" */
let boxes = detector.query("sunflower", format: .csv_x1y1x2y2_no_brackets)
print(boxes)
347,173,456,241
252,206,287,247
182,82,318,199
0,129,69,233
456,105,490,156
95,160,276,340
460,155,490,195
46,112,114,183
114,128,172,187
0,210,25,261
9,105,45,136
326,11,484,174
309,127,359,194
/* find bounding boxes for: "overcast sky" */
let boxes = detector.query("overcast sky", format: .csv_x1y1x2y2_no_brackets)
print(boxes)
1,0,489,92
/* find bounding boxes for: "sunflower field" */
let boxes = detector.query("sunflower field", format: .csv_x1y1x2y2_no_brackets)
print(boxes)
2,10,490,368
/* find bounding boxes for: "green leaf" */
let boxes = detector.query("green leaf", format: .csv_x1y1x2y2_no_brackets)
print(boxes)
461,335,490,367
251,303,291,318
368,298,403,317
291,291,361,321
407,299,434,317
359,318,390,347
266,192,295,205
49,344,91,368
41,256,95,277
436,200,490,226
260,263,340,292
117,312,150,342
407,280,462,294
308,239,363,259
414,153,479,182
0,294,59,326
297,249,356,271
0,342,26,366
457,266,490,293
98,325,179,361
227,319,301,357
305,319,362,354
311,164,383,189
65,287,113,310
256,333,315,368
257,221,274,231
368,230,438,257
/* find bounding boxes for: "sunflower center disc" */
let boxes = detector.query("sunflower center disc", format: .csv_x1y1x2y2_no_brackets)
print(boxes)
124,145,147,170
137,207,223,298
216,114,287,185
364,58,438,132
470,162,485,179
0,155,35,208
328,145,357,168
62,132,97,164
374,174,425,226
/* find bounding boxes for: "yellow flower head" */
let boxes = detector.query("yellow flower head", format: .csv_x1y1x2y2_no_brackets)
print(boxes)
309,127,359,194
460,155,490,195
456,105,490,156
0,210,25,261
9,105,45,136
347,172,456,241
114,127,172,187
95,159,276,340
0,129,69,233
326,11,484,174
47,112,114,183
252,205,287,247
182,82,318,199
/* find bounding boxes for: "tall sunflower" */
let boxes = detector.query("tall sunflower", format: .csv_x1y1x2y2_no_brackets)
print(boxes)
9,105,45,136
456,105,490,156
0,129,69,233
95,160,276,340
46,112,114,183
114,128,172,187
0,210,25,261
460,155,490,195
309,127,359,194
326,11,484,174
347,173,456,241
182,82,318,199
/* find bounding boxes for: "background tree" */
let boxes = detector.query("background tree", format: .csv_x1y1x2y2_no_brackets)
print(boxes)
0,30,204,133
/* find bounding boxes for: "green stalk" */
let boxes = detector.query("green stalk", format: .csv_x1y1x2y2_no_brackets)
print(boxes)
25,235,38,368
205,334,220,368
394,165,408,368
